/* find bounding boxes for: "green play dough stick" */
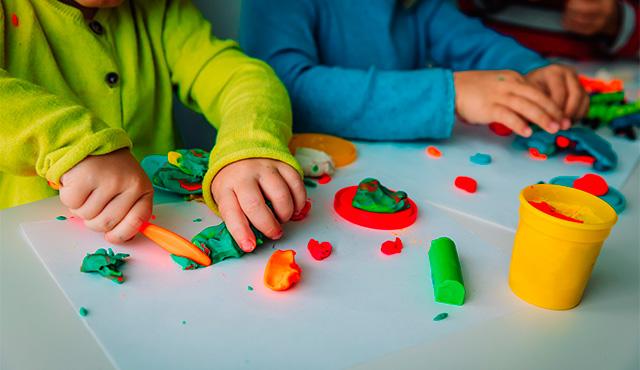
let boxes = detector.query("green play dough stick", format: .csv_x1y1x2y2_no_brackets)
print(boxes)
428,237,465,306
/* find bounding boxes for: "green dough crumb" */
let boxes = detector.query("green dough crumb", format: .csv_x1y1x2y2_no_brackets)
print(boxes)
352,178,409,213
247,285,254,291
303,178,318,188
79,307,89,317
171,223,266,270
80,248,129,284
192,218,202,223
55,215,67,221
433,312,449,321
181,320,187,325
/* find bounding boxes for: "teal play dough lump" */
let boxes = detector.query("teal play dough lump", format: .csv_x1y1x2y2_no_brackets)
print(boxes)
469,153,492,165
152,162,203,195
428,237,465,306
80,248,130,284
171,223,266,270
168,149,209,177
352,178,410,213
549,175,626,214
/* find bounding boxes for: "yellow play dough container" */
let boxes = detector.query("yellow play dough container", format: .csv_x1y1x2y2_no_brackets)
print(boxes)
509,184,617,310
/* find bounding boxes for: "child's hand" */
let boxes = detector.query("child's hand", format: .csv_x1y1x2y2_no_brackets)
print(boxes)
563,0,619,37
59,148,154,244
526,64,589,127
211,158,307,252
454,70,565,137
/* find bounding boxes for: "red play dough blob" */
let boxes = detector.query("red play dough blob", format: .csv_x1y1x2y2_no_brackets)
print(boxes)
528,201,583,223
317,174,332,184
528,148,548,160
555,136,571,148
177,179,202,192
573,174,609,196
380,237,403,255
565,154,595,165
334,186,418,230
426,146,442,158
489,122,513,136
307,239,333,260
291,199,312,221
454,176,477,193
11,14,19,27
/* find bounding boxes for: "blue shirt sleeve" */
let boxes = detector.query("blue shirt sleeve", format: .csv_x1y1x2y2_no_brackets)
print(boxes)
240,0,455,141
420,1,550,73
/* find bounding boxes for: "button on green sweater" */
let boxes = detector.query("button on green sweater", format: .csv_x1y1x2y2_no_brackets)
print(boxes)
0,0,300,210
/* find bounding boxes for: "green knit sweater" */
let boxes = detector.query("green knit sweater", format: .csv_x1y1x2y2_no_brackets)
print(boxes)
0,0,300,210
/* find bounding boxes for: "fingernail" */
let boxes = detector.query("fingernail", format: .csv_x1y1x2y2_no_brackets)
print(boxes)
549,122,560,133
272,230,283,240
240,240,256,252
562,118,571,129
523,127,533,137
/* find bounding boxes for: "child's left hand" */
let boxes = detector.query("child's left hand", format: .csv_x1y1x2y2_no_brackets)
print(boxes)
210,158,307,253
526,64,589,129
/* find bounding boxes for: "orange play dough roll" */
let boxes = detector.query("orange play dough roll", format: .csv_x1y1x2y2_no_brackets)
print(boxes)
263,250,302,291
289,133,357,167
139,222,212,267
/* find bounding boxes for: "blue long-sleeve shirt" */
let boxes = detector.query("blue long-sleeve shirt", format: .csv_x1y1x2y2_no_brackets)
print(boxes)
240,0,549,141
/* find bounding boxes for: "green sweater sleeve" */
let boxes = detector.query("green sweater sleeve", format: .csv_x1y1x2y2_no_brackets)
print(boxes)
162,0,302,213
0,9,131,185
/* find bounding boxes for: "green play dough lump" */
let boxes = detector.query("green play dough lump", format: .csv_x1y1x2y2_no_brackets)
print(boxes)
171,223,266,270
352,178,410,213
80,248,129,284
152,162,203,195
169,149,209,177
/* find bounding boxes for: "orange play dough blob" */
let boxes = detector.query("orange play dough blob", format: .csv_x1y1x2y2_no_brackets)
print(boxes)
263,250,302,291
289,133,357,167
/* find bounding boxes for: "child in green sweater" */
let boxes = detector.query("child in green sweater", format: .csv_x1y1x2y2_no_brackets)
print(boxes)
0,0,306,251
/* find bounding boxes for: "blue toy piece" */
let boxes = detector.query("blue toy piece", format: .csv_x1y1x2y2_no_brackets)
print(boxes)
469,153,492,165
549,175,626,214
514,127,617,171
610,112,640,131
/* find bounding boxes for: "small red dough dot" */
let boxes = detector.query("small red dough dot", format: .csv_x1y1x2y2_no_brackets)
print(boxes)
177,179,202,191
151,215,157,220
573,174,609,196
11,14,19,27
555,136,571,148
426,146,442,158
117,276,124,282
307,238,333,260
489,122,513,136
380,237,403,255
565,154,595,165
454,176,477,193
291,199,312,221
528,148,547,161
317,174,332,184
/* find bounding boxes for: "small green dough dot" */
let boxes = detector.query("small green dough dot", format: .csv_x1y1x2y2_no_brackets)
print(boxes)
303,178,318,188
192,218,202,222
433,312,448,321
79,307,89,317
181,320,187,325
247,285,254,291
55,216,67,221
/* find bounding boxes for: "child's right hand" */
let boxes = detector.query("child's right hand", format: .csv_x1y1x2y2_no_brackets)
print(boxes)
454,70,567,137
58,148,154,244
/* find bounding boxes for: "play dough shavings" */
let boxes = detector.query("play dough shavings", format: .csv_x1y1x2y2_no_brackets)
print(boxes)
264,250,302,291
528,201,583,223
528,148,548,160
380,237,403,255
291,199,312,221
80,248,129,284
573,174,609,196
426,146,442,158
433,312,448,321
307,239,333,260
454,176,477,193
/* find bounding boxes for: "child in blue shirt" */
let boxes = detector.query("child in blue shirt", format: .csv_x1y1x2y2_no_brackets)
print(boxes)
240,0,589,140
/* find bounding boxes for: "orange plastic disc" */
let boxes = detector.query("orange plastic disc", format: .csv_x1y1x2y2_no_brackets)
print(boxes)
289,133,357,167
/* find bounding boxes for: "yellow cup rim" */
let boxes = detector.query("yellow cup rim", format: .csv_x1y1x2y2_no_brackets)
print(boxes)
519,184,618,231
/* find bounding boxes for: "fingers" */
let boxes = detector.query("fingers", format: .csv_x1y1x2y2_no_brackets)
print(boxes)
70,186,117,220
84,189,142,233
511,83,565,125
235,180,282,241
59,184,94,210
277,165,307,215
215,188,257,252
104,193,153,244
259,168,294,223
578,92,590,118
506,95,559,134
564,71,588,119
545,72,568,116
493,105,532,137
